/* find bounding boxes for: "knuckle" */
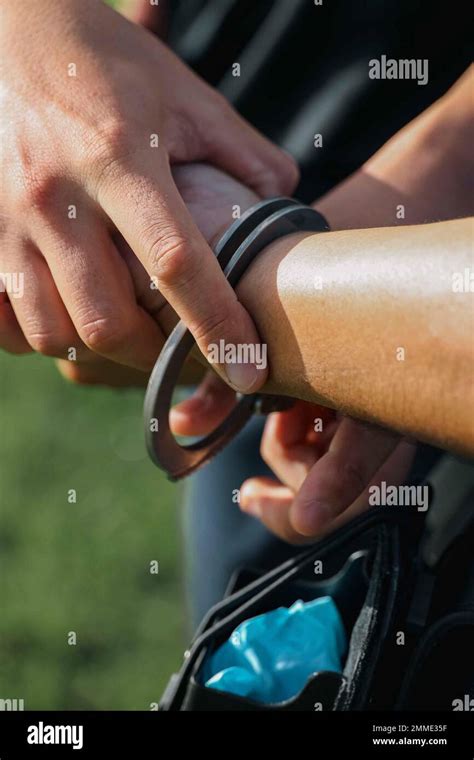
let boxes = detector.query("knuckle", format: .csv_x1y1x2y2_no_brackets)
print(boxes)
148,231,193,286
26,329,67,357
19,173,61,215
80,315,128,356
248,153,299,196
5,140,61,217
192,310,229,348
85,119,132,187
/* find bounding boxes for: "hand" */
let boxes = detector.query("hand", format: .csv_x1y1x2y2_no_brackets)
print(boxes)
238,402,416,544
54,163,417,533
57,163,259,387
0,0,297,391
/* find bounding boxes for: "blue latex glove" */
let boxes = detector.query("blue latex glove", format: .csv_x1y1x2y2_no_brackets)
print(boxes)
203,596,346,704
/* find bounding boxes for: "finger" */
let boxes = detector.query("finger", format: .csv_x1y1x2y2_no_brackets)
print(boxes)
310,439,417,538
170,371,236,437
170,164,259,244
202,97,300,197
260,402,335,491
241,439,416,545
0,291,31,354
291,418,399,537
268,401,323,448
240,477,309,544
115,232,240,377
95,150,267,391
113,231,167,317
4,241,89,359
114,233,212,387
32,203,165,371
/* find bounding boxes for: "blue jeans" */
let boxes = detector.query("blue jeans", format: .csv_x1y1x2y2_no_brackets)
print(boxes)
182,418,304,629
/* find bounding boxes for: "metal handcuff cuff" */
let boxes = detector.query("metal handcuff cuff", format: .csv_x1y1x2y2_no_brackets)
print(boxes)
144,197,330,481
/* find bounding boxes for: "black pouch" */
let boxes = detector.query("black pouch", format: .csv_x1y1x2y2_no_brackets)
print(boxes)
160,456,474,711
160,506,425,711
392,456,474,711
395,521,474,710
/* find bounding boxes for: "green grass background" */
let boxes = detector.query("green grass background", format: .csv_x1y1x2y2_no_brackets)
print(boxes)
1,0,187,711
0,353,185,709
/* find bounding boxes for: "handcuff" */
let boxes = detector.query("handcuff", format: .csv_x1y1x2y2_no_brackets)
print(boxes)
144,197,330,481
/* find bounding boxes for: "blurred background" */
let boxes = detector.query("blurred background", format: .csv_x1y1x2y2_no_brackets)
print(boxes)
2,0,469,713
0,352,185,709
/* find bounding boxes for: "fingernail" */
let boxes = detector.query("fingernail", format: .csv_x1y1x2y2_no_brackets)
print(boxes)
225,362,260,393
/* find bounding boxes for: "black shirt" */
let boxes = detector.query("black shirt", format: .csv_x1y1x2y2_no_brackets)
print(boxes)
167,0,471,201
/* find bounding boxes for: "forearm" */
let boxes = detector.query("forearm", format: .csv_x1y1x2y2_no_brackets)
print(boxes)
236,217,474,456
317,67,473,230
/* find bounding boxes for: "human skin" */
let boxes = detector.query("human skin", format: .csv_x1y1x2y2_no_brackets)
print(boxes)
54,69,473,543
118,0,168,36
58,167,473,541
239,217,473,445
171,66,473,417
235,67,474,541
316,66,473,231
0,0,297,391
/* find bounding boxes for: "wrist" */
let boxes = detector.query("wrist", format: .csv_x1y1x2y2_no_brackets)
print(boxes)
235,230,315,395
